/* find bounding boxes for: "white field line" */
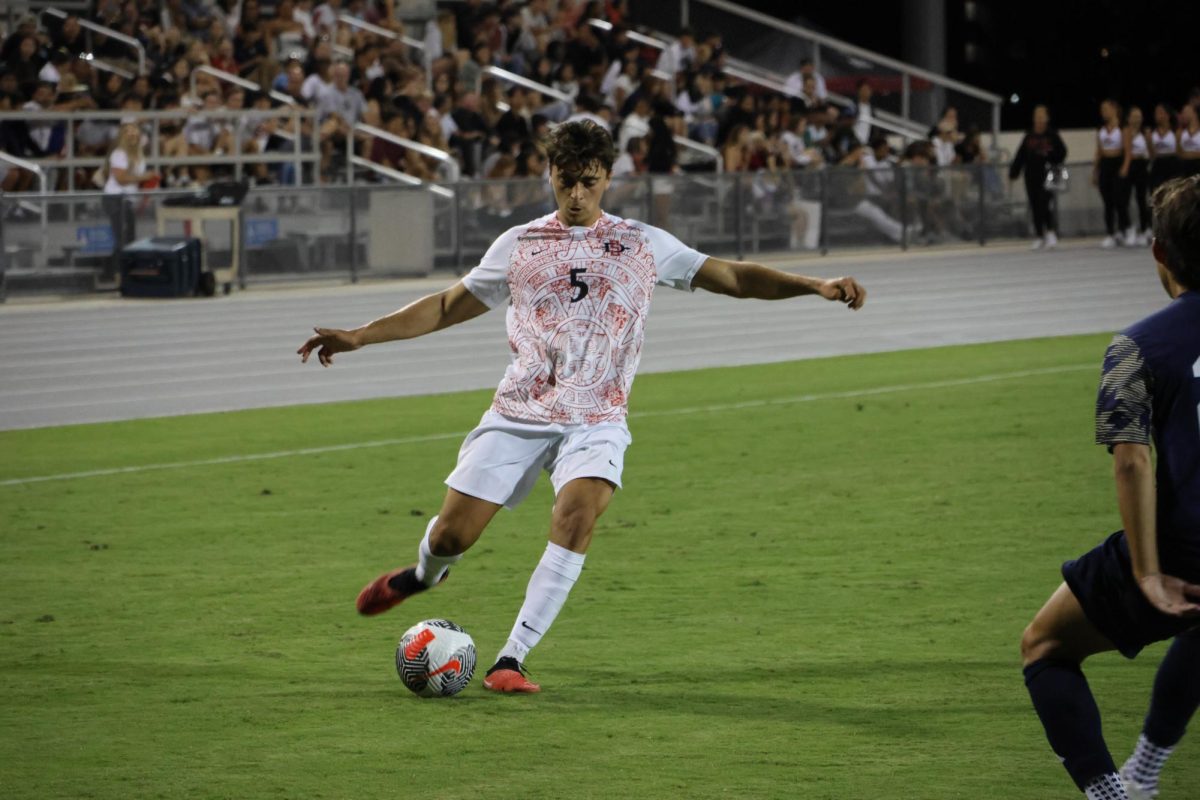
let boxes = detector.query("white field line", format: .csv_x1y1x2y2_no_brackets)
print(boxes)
0,363,1096,487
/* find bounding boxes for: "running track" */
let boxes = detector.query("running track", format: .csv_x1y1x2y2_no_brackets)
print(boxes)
0,242,1164,431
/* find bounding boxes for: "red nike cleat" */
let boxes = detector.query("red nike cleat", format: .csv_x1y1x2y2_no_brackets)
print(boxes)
355,565,446,616
482,657,541,693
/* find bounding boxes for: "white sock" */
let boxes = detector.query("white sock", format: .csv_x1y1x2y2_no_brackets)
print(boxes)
414,516,460,586
496,542,585,663
1121,733,1173,791
1084,773,1129,799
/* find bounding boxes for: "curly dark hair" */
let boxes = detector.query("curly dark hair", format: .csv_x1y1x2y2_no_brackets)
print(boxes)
1151,175,1200,290
542,120,616,176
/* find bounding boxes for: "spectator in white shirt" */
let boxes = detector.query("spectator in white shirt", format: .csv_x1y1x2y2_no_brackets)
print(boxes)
784,58,827,102
301,59,333,103
311,0,341,36
655,28,696,76
618,95,653,153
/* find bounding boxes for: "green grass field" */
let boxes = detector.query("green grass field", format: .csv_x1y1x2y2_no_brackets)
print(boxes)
1,333,1194,799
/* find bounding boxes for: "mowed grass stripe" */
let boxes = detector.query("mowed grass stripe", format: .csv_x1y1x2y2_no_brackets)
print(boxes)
0,363,1095,487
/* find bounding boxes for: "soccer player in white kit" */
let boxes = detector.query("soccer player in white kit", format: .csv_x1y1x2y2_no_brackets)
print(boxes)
298,122,867,693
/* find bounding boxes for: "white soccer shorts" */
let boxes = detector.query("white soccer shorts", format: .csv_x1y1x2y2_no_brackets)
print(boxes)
445,410,633,508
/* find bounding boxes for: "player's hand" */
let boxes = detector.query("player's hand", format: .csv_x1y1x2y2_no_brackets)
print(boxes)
297,327,361,367
818,277,866,310
1137,573,1200,618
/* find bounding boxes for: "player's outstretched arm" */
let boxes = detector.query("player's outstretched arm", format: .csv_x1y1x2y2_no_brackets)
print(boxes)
1113,442,1200,617
691,257,866,309
297,281,490,367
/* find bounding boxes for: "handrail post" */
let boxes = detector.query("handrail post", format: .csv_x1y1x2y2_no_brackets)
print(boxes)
901,73,911,121
733,172,743,260
813,43,821,76
348,187,359,283
818,168,828,256
681,0,689,28
66,116,76,216
977,163,986,246
233,114,243,182
293,108,302,186
898,163,908,251
453,185,464,274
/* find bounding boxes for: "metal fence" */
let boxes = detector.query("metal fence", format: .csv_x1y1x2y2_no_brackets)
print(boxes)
0,161,1116,296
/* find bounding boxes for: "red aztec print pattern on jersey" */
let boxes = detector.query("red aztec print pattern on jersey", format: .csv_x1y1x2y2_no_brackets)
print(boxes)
492,217,656,425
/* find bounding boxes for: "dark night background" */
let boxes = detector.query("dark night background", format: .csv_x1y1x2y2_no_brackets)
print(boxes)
653,0,1199,130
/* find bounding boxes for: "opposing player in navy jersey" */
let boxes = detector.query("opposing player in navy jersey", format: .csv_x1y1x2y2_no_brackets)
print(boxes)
1021,175,1200,800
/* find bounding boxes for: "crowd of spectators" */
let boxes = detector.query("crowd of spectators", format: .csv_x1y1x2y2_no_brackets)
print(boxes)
0,0,1037,245
1,2,993,181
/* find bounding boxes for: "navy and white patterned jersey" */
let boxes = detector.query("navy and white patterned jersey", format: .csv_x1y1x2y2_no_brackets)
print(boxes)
1095,291,1200,560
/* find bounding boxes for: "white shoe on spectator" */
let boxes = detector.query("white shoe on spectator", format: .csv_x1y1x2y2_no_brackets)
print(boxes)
1030,237,1045,250
1137,231,1151,246
1045,232,1058,249
1101,236,1117,249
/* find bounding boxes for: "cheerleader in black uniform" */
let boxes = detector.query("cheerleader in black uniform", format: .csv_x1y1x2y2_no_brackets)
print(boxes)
1149,104,1179,192
1180,103,1200,178
1119,106,1151,246
1092,99,1129,248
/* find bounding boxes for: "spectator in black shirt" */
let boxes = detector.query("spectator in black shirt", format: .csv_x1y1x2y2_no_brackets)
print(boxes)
1009,104,1067,250
50,15,86,58
1,15,39,64
7,36,45,96
450,92,488,177
495,86,533,153
565,23,607,84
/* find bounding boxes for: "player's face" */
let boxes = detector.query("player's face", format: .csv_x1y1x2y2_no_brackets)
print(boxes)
551,162,611,228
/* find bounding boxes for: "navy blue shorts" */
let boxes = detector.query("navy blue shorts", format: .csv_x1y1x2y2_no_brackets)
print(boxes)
1063,531,1200,658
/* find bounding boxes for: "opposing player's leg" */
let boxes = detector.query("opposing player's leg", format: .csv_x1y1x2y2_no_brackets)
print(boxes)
1021,582,1127,799
1121,629,1200,798
484,477,615,694
356,489,501,616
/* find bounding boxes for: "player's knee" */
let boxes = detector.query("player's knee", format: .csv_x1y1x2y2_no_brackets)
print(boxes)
1020,621,1059,666
428,515,475,556
552,503,597,550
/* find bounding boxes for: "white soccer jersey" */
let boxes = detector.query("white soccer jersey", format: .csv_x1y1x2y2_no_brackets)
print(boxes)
462,211,707,425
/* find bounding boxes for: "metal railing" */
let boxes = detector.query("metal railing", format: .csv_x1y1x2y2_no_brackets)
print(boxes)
0,161,1118,292
89,57,136,81
0,108,320,193
481,66,574,104
674,136,722,170
337,13,426,51
349,123,457,198
717,61,928,143
191,65,300,108
681,0,1003,143
0,152,49,256
40,7,147,75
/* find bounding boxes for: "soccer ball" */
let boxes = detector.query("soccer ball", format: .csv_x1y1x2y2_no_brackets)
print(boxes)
395,619,477,697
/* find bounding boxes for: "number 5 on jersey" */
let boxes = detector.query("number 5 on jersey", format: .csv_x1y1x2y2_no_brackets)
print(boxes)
569,267,589,303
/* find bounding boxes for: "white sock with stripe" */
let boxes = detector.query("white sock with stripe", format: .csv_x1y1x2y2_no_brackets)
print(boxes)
496,542,585,663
